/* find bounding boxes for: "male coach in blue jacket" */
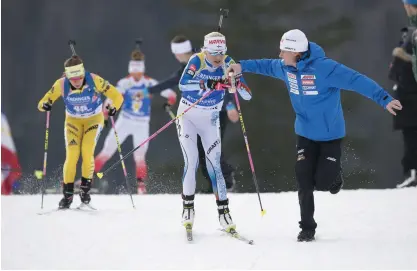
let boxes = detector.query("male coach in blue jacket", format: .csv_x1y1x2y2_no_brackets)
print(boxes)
227,29,402,242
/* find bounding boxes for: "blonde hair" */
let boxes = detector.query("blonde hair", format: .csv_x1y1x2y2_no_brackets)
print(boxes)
204,31,225,39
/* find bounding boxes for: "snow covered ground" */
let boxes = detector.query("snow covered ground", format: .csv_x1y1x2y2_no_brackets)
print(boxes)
2,189,417,270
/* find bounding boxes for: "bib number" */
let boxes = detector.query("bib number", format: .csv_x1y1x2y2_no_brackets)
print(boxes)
73,105,88,113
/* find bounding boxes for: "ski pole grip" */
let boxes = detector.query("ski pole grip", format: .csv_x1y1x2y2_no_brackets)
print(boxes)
228,72,237,93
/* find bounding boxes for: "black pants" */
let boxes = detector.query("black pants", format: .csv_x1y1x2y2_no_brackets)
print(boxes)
295,136,342,231
197,111,234,189
402,128,417,174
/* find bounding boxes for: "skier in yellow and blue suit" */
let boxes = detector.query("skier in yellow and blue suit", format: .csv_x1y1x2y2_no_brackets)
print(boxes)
38,55,123,209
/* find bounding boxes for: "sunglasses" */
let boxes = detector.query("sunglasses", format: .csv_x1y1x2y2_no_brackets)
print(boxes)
207,50,226,56
69,76,84,81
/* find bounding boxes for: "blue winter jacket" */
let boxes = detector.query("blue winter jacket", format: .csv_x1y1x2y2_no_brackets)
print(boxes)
240,42,394,141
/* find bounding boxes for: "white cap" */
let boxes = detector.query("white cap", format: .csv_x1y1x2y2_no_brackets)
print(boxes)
203,32,227,53
279,29,309,53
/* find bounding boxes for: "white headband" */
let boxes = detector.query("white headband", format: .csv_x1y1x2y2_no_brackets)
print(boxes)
203,36,227,52
128,60,145,73
171,40,193,54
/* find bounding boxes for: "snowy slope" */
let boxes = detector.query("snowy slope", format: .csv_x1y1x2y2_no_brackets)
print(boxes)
2,189,417,270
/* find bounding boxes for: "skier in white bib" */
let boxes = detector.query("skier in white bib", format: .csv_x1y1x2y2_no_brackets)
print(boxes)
95,46,176,194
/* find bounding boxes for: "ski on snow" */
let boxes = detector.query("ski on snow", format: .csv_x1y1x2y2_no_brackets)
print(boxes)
185,224,193,242
37,203,97,215
185,226,253,245
220,228,254,245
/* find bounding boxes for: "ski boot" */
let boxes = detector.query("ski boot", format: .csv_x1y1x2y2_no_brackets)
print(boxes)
330,173,344,195
79,177,92,204
297,229,316,242
397,169,416,188
137,178,147,194
182,194,195,229
59,183,74,209
217,199,236,233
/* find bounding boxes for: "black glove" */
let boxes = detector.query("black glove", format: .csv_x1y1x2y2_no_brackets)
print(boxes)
206,78,227,90
42,102,52,111
107,106,117,116
104,119,109,127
